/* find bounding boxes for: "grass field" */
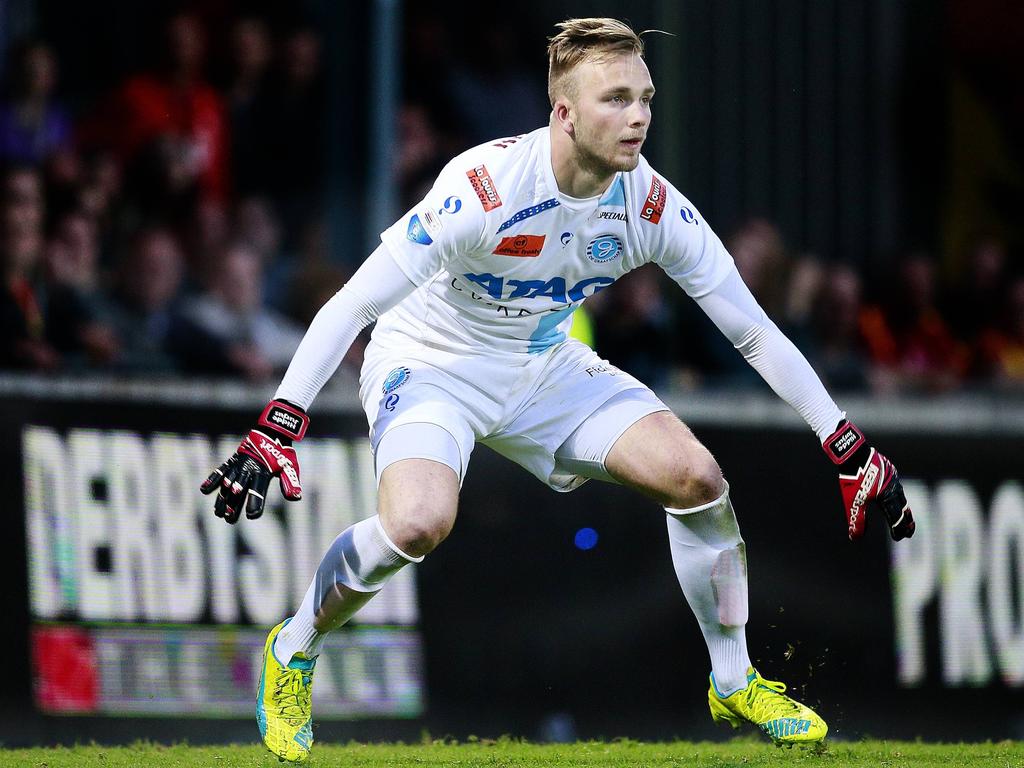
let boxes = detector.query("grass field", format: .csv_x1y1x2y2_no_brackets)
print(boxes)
1,738,1020,767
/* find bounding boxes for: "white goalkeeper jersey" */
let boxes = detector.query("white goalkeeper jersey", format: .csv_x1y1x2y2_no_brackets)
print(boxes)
375,127,733,356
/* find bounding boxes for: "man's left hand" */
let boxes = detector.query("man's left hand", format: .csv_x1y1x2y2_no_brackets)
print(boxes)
823,420,916,541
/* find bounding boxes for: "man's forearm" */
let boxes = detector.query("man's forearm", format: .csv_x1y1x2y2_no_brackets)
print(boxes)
694,268,843,440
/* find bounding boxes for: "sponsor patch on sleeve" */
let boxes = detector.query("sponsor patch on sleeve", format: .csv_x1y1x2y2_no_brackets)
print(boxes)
406,213,434,245
467,165,502,211
640,175,667,224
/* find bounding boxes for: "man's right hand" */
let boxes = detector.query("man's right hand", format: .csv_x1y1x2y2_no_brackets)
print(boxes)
200,399,309,524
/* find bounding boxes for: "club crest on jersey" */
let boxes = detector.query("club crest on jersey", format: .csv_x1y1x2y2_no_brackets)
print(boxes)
467,165,502,211
382,366,412,394
586,234,623,264
493,234,545,258
641,175,667,224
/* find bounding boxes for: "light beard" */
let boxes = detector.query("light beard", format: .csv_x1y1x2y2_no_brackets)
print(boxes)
572,137,638,182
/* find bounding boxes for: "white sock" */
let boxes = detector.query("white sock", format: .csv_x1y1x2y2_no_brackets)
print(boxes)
275,515,421,663
666,483,752,696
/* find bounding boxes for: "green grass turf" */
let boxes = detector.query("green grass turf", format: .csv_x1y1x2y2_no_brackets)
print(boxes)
1,739,1021,768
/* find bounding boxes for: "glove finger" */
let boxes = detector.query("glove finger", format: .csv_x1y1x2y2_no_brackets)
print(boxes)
212,457,241,519
246,471,272,519
223,458,261,524
217,467,245,524
895,509,916,540
221,488,244,524
214,489,228,519
879,476,915,541
200,461,231,495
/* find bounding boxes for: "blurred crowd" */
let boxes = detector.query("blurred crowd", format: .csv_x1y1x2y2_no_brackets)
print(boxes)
585,222,1023,395
2,10,1023,395
0,12,353,381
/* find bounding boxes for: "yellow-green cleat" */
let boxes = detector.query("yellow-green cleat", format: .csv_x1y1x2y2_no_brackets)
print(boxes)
708,667,827,745
257,620,317,762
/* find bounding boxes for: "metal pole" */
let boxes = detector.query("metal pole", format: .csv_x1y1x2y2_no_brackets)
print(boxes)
365,0,402,257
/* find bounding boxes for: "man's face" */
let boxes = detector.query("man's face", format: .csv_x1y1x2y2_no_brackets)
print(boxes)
568,52,654,177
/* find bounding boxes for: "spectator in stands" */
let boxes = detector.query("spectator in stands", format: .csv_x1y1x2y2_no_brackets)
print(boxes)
944,233,1008,349
261,25,326,245
675,218,790,388
807,263,871,392
592,264,674,390
103,227,184,374
82,12,229,209
3,164,45,233
782,254,825,349
397,103,446,209
172,240,304,380
43,209,119,366
860,251,969,393
403,13,467,156
225,16,275,198
977,275,1024,388
0,40,74,168
445,13,549,144
0,174,56,369
231,195,293,312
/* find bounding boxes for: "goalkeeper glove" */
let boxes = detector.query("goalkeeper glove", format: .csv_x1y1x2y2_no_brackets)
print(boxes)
823,420,916,542
200,399,308,524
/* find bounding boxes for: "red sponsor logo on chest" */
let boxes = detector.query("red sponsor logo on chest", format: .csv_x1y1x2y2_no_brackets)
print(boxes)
641,175,667,224
492,234,545,257
467,165,502,211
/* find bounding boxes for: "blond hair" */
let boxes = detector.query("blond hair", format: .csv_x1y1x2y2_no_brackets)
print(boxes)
547,18,645,106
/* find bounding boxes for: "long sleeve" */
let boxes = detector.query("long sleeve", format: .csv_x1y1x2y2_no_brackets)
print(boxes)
693,267,844,441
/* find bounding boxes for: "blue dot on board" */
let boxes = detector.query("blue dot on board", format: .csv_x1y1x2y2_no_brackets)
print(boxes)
574,527,598,550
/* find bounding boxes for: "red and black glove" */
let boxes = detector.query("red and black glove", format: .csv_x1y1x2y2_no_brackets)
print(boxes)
200,399,308,524
823,420,915,542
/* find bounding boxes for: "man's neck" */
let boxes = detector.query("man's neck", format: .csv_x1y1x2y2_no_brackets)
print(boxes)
548,123,614,199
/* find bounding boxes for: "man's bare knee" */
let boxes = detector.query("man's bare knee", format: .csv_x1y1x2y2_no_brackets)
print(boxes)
378,458,459,558
380,505,455,557
665,447,726,509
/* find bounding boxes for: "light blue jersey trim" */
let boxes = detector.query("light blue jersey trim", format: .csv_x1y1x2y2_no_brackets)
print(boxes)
599,176,625,207
527,305,577,354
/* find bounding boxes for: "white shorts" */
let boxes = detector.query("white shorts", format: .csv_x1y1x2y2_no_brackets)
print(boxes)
358,337,669,491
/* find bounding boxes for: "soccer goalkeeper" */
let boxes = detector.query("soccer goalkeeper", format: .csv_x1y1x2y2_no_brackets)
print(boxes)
202,17,914,762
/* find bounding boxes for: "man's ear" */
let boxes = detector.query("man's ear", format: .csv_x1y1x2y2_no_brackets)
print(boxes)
553,99,574,136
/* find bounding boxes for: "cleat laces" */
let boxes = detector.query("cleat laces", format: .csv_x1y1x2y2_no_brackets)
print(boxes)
746,676,805,725
272,667,313,725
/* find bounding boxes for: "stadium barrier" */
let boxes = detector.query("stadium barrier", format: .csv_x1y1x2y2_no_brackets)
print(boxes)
3,375,1022,743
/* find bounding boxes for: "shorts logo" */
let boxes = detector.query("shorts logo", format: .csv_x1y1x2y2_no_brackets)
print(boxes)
492,234,545,258
586,234,623,263
680,206,699,225
439,196,462,215
406,214,433,245
382,366,412,394
641,175,667,224
467,165,502,211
